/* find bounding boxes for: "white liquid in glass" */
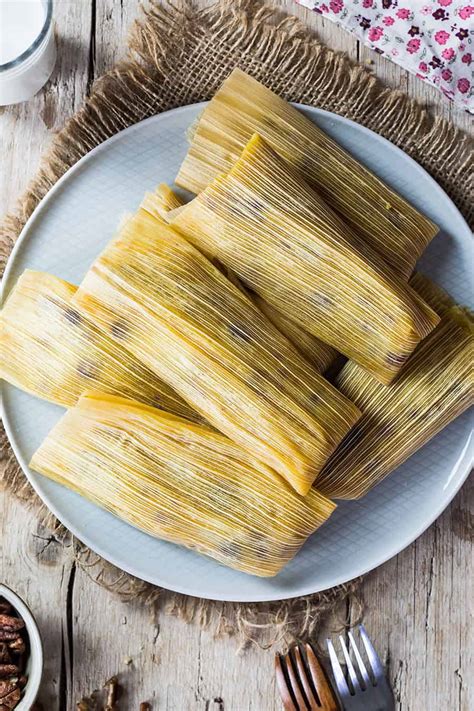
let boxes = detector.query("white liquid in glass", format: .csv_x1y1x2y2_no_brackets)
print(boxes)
0,0,55,105
0,0,46,64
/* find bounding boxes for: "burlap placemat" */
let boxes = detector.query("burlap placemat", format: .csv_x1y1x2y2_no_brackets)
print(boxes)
1,0,471,647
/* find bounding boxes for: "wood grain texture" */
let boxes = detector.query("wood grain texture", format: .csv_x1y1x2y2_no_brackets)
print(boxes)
0,2,472,709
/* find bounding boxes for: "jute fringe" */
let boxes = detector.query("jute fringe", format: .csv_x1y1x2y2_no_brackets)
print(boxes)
1,0,472,646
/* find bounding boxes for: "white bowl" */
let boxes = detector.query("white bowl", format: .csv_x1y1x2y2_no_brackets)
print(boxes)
0,584,43,710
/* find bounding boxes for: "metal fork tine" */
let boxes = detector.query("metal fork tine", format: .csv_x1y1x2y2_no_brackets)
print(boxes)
348,631,371,688
305,644,338,710
339,635,362,694
326,638,351,699
359,624,385,680
293,645,320,709
275,655,299,711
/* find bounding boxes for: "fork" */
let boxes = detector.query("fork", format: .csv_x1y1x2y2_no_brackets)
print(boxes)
275,642,338,710
327,625,395,710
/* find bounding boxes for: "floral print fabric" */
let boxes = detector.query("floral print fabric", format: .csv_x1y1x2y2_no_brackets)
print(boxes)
297,0,474,111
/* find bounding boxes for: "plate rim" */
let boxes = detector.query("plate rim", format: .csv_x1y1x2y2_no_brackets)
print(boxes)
1,102,473,602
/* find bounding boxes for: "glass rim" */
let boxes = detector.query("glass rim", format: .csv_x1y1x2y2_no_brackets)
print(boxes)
0,0,54,72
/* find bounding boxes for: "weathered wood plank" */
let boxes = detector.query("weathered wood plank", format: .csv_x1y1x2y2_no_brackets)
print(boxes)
0,493,73,710
0,0,93,218
94,0,142,77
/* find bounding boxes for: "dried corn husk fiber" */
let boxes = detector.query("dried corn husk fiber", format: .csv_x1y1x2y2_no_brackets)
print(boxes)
176,68,438,279
0,269,198,420
72,208,361,495
408,271,456,316
169,134,440,384
30,392,336,577
144,184,339,374
316,306,474,500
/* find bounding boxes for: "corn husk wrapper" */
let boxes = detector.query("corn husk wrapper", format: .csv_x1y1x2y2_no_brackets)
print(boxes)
30,392,336,577
141,183,185,220
176,68,438,279
170,134,440,384
149,189,445,377
316,306,474,499
72,208,361,495
408,271,456,316
144,184,338,374
0,269,197,419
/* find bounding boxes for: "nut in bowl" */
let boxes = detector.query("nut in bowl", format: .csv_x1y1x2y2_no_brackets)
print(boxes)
0,584,43,710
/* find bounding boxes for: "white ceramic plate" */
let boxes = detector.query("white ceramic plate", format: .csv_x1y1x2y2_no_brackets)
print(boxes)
2,104,473,602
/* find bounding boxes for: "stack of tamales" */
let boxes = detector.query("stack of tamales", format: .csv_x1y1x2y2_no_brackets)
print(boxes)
2,69,472,578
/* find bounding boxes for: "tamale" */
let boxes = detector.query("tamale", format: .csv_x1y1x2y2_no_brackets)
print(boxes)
141,183,184,220
30,392,336,577
176,68,438,278
72,208,361,495
251,294,339,375
143,184,338,374
169,134,440,384
0,269,198,420
316,306,474,500
408,271,456,316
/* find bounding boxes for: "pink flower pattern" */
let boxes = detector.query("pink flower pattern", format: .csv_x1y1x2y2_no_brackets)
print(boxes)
296,0,474,111
368,26,384,41
396,8,411,19
434,30,450,45
442,47,456,59
407,38,421,53
329,0,343,13
459,5,473,18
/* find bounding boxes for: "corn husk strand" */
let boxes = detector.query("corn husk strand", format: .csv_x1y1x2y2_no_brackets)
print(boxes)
73,208,361,495
30,392,336,577
408,272,456,316
251,294,338,375
141,183,185,221
0,270,198,420
177,68,438,279
170,134,440,384
144,185,339,375
316,306,474,500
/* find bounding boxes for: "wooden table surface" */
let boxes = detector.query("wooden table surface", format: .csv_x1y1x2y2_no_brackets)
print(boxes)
0,2,472,709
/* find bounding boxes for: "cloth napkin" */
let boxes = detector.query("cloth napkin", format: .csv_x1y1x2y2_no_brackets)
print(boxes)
296,0,474,111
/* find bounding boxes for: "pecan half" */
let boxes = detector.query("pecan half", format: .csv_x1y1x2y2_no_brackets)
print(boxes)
0,668,18,681
0,618,24,634
0,687,21,709
0,635,18,643
0,647,10,665
7,639,24,656
0,681,18,700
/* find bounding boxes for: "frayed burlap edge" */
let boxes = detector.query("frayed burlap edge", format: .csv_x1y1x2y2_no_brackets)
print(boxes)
1,0,472,646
